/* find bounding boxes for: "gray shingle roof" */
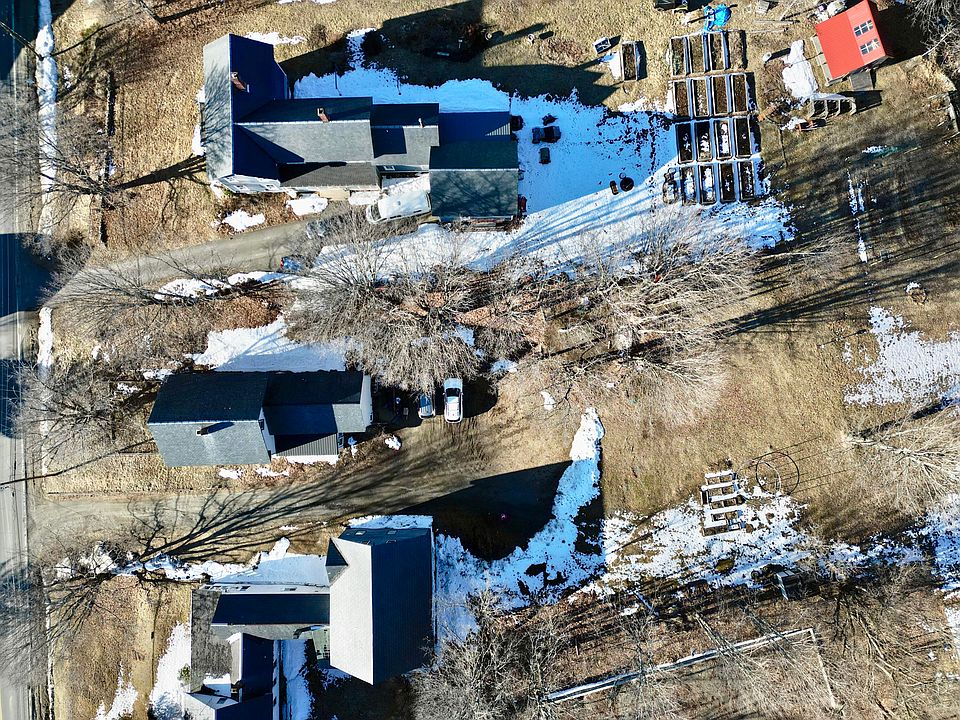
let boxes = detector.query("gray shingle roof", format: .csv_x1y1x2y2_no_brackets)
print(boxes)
372,125,440,168
326,527,434,684
430,139,519,170
429,156,519,222
202,34,288,183
148,371,369,467
149,373,269,424
278,162,379,189
239,97,372,123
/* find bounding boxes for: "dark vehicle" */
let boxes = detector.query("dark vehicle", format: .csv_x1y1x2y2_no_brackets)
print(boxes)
418,392,435,419
532,126,561,144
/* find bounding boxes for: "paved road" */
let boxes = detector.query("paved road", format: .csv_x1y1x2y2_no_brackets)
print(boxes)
50,217,313,304
1,1,43,719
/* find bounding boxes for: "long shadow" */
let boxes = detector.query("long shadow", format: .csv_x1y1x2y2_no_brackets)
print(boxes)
281,0,618,107
401,461,571,561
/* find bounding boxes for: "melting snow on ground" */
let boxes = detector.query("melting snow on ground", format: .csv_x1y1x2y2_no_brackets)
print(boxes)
295,29,791,268
848,171,868,262
149,624,191,720
923,495,960,652
490,359,518,374
540,390,556,411
36,0,58,210
37,306,53,375
193,315,350,372
431,409,605,637
244,32,305,45
219,210,265,232
286,194,329,216
781,40,818,101
95,670,137,720
845,307,960,405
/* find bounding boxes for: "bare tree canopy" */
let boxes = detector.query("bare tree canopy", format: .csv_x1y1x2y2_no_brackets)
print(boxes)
845,410,960,514
912,0,960,74
0,93,122,234
288,212,535,391
533,217,754,425
14,359,154,468
413,593,566,720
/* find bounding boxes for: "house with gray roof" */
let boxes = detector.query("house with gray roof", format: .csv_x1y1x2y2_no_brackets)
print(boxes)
326,527,434,685
148,370,371,467
202,34,519,223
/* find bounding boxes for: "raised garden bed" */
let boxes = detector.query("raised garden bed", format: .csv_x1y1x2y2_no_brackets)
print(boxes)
734,116,753,157
737,160,756,199
731,73,749,113
718,162,736,203
714,118,732,159
693,77,710,117
676,122,694,163
695,120,713,161
708,32,725,72
711,75,730,115
699,164,716,204
673,80,690,117
671,36,688,76
681,166,698,204
727,30,746,70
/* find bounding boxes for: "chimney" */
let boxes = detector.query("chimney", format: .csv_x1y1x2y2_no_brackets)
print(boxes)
317,107,329,122
197,425,213,436
230,72,246,92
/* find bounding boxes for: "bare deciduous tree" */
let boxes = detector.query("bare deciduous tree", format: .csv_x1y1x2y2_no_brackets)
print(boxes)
532,216,753,425
912,0,960,75
414,593,567,720
288,212,536,390
14,359,153,468
0,94,124,238
845,410,960,514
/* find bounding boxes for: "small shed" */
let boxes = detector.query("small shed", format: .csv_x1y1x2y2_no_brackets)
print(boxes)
813,0,889,83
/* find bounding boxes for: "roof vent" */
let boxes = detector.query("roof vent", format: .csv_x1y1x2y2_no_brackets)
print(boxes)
318,107,330,122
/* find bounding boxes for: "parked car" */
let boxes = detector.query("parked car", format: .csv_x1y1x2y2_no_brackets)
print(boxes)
365,190,431,224
532,126,561,144
443,378,463,423
418,392,435,419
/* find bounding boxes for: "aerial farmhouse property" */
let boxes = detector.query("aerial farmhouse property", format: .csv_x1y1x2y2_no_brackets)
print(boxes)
202,34,521,223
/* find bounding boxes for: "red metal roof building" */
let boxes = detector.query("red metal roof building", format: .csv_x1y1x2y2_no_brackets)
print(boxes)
814,0,889,82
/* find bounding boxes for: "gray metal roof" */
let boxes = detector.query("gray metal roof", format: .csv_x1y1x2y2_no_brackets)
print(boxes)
438,111,512,143
212,592,330,628
275,434,340,458
326,527,434,684
279,162,379,189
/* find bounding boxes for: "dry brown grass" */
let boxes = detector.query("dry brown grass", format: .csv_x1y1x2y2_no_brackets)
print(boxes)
52,578,191,720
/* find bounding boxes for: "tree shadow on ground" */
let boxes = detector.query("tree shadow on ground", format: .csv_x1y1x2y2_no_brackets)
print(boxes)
281,0,618,107
401,461,571,561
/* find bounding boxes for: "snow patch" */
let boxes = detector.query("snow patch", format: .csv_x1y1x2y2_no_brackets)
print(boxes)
846,307,960,405
218,468,243,480
286,195,329,217
221,210,265,232
490,359,518,374
95,670,137,720
782,40,818,101
149,624,190,720
540,390,556,411
281,640,313,720
35,0,58,217
244,32,305,45
193,316,350,372
384,435,401,450
37,307,54,376
191,125,204,156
